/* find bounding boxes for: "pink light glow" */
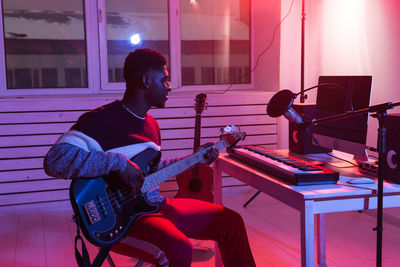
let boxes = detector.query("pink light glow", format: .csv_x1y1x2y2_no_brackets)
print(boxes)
320,0,370,74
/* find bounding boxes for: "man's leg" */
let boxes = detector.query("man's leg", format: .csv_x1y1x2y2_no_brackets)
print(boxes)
112,210,192,267
163,198,256,267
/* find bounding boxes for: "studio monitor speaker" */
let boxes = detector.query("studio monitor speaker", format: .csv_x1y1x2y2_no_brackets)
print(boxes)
289,103,331,154
382,114,400,183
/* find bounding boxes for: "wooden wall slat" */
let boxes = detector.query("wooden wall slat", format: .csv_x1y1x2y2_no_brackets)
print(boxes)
0,190,69,206
0,135,60,147
0,158,44,171
0,179,70,195
0,97,121,112
0,200,72,215
0,123,73,136
0,111,83,124
0,146,51,159
0,169,51,182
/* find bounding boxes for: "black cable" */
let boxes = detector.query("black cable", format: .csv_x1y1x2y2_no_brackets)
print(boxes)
210,0,295,95
325,152,358,167
295,83,354,112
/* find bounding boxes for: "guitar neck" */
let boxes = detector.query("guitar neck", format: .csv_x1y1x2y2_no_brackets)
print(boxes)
140,139,225,193
193,113,202,152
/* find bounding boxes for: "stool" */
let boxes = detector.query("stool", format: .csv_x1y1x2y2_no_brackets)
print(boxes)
106,253,145,267
109,237,168,266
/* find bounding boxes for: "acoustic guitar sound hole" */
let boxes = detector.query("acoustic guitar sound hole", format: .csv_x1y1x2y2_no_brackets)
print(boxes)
188,178,202,192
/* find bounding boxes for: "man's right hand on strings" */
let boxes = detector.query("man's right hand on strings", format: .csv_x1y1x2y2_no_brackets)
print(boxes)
119,159,145,192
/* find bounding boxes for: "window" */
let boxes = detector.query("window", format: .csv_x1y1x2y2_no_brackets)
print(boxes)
99,0,169,89
0,0,252,95
180,0,250,85
98,0,251,91
1,0,88,89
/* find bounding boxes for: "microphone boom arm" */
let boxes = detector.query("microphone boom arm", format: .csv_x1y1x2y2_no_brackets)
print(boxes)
311,101,400,126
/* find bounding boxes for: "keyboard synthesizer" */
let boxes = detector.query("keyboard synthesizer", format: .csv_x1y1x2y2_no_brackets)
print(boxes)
227,145,339,185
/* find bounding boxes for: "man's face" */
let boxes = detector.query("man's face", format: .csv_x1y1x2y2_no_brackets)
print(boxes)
145,65,171,108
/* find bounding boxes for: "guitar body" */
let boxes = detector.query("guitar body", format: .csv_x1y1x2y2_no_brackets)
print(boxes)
175,93,214,202
69,149,161,247
175,164,214,202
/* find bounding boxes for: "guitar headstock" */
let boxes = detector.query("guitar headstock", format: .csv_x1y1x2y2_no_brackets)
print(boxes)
219,125,246,148
195,93,208,115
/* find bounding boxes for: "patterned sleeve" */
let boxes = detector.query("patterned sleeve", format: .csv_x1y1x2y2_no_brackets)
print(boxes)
43,141,127,180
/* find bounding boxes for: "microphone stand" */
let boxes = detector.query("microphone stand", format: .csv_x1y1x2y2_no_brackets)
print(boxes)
311,101,400,267
300,0,306,103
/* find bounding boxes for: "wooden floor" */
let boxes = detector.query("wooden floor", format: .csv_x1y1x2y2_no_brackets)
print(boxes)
1,187,400,267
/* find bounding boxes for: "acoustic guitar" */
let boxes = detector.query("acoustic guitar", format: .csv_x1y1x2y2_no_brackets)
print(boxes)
175,93,214,202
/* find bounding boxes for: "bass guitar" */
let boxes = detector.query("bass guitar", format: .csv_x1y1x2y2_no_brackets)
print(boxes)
69,129,245,247
175,93,214,202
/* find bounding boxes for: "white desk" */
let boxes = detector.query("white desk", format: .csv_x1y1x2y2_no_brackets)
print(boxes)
213,153,400,267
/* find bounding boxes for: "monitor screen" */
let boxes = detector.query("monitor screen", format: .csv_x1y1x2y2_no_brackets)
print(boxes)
312,76,372,161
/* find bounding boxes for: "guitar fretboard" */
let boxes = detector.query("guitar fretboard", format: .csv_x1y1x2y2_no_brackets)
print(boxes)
140,139,226,193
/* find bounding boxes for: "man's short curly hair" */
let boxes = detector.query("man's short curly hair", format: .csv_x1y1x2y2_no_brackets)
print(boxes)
123,48,167,88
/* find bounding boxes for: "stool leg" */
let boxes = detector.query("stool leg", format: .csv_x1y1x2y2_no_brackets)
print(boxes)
243,190,261,208
107,254,146,267
134,261,145,267
106,254,116,267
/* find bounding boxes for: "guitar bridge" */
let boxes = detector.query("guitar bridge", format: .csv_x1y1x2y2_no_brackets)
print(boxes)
83,200,102,224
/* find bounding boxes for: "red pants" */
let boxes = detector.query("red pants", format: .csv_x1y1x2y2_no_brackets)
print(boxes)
111,197,255,267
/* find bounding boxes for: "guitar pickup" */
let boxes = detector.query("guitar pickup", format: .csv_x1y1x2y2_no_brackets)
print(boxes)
83,200,102,224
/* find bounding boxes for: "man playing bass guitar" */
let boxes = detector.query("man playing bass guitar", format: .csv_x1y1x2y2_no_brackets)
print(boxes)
43,48,255,267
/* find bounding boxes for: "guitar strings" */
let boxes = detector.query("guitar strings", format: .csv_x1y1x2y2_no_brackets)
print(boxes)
87,187,154,216
85,186,132,208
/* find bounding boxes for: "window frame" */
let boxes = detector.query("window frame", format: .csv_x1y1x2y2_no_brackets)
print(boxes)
0,0,254,97
0,0,101,96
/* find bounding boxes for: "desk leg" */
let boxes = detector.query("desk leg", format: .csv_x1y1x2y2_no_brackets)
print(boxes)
213,159,223,267
213,159,223,205
316,214,327,267
301,200,315,267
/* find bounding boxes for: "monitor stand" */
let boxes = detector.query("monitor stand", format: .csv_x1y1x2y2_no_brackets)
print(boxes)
354,149,369,163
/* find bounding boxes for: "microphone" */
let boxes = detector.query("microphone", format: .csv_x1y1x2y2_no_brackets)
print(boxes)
266,89,306,126
266,89,319,145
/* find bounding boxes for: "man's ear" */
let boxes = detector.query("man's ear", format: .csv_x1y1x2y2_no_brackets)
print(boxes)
141,73,150,89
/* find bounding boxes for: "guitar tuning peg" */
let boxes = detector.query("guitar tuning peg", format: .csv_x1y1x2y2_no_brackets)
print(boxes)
222,125,232,133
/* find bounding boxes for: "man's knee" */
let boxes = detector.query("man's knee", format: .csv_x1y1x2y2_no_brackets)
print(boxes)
223,207,245,228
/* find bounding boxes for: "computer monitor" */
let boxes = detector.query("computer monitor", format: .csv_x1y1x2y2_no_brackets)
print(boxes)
312,76,372,161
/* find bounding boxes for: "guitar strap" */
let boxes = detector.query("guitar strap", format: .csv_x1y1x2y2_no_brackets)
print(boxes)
73,215,112,267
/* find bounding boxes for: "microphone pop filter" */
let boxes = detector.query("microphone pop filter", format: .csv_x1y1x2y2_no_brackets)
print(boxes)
267,89,295,117
267,89,305,125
